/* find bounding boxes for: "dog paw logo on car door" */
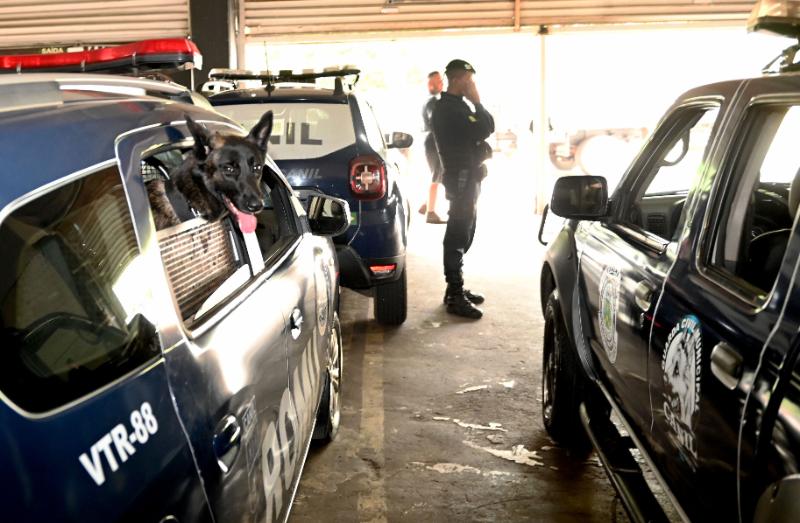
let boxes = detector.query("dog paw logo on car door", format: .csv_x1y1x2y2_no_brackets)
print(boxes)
662,314,702,469
598,266,621,363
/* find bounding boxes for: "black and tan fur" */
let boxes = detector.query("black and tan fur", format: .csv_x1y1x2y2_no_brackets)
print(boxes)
147,111,274,230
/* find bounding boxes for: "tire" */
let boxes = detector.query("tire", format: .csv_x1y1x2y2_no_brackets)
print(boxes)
373,268,407,326
313,313,342,443
542,291,591,453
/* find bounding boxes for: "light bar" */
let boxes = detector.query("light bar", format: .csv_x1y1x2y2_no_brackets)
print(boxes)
0,39,202,74
208,66,360,83
748,0,800,37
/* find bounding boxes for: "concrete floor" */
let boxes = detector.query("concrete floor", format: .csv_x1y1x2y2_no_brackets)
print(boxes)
291,159,628,522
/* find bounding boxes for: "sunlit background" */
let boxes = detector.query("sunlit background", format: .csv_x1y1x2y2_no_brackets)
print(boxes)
244,26,790,218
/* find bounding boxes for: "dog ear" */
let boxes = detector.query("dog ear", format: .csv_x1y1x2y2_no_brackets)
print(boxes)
247,111,274,151
185,115,211,159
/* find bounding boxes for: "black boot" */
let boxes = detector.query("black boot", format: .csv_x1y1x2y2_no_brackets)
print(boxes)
443,289,484,305
445,287,483,319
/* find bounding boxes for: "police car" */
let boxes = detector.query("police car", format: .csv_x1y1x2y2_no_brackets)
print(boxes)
541,2,800,521
0,41,347,523
207,69,413,325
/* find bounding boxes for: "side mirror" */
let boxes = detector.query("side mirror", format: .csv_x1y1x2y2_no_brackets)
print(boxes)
307,194,351,237
550,175,608,220
387,131,414,149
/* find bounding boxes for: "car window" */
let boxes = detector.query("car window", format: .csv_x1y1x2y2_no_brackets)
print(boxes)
142,150,250,325
708,104,800,295
254,164,303,266
0,166,161,413
359,99,386,152
620,105,719,241
214,102,356,161
141,148,302,325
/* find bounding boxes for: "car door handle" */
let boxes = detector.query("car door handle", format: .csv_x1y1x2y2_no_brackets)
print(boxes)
634,281,657,312
290,308,303,339
711,342,743,390
212,415,242,474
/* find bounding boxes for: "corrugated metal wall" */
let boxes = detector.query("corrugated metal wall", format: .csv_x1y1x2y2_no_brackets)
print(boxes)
0,0,190,49
243,0,756,40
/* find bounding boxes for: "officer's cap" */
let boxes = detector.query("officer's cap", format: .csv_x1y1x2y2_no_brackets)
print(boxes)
445,59,476,75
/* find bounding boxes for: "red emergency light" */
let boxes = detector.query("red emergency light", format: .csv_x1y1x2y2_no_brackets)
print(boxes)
0,38,202,74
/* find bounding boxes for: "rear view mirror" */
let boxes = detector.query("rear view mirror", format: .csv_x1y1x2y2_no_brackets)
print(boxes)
551,176,608,220
307,194,351,237
387,131,414,149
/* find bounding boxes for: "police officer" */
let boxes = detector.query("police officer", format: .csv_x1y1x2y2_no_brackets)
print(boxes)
431,59,494,319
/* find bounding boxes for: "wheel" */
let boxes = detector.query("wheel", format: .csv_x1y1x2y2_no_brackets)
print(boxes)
313,313,342,443
373,268,407,326
542,291,591,452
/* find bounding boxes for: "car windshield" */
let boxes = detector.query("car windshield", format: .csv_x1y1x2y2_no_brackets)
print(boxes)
215,102,356,161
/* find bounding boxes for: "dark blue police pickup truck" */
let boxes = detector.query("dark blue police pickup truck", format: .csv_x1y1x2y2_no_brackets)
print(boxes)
541,4,800,522
209,69,413,325
0,43,347,522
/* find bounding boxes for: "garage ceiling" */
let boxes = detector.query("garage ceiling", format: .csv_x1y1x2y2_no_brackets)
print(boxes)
244,0,756,40
0,0,190,49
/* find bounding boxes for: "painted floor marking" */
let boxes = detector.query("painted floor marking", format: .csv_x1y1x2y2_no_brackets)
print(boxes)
357,320,388,523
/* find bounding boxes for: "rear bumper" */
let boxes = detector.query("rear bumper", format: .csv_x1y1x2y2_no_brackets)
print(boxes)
336,245,405,290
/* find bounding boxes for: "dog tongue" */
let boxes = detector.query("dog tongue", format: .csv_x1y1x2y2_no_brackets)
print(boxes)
224,198,257,233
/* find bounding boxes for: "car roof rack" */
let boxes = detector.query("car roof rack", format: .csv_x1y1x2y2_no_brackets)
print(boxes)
0,73,196,113
0,38,202,75
208,66,360,95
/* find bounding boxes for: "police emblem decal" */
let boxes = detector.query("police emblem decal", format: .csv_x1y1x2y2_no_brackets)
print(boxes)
598,266,621,363
662,315,702,469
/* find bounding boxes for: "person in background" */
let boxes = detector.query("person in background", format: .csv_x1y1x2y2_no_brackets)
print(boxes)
431,59,494,319
419,71,447,224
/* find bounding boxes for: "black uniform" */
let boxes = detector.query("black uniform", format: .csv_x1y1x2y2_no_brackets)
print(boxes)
422,95,443,183
431,91,495,291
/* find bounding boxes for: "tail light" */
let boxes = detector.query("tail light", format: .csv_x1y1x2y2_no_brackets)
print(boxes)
349,155,386,200
369,264,396,276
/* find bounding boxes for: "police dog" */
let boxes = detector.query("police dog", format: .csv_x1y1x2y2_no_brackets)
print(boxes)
148,111,273,232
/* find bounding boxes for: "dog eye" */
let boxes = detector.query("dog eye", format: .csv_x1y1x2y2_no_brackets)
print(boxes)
222,164,237,176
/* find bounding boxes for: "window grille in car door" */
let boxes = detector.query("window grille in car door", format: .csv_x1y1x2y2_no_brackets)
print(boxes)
646,214,667,237
157,218,241,321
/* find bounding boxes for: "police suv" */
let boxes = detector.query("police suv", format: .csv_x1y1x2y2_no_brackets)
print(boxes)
0,41,347,523
541,3,800,521
208,69,413,325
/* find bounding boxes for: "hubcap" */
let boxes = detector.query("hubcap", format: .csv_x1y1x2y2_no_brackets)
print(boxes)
543,324,556,423
327,322,342,433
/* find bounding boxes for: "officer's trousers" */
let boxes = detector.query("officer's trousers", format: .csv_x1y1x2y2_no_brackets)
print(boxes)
442,175,480,287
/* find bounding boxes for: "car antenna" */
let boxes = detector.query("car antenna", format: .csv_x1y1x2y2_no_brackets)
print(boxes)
264,45,275,97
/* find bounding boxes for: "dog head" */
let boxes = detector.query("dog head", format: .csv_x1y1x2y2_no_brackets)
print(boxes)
185,111,274,232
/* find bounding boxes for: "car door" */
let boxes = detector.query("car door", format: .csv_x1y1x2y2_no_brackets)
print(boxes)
0,164,210,523
263,159,338,500
577,96,725,433
649,79,800,521
117,121,301,522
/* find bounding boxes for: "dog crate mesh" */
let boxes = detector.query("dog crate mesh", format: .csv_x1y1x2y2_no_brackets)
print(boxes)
158,218,240,321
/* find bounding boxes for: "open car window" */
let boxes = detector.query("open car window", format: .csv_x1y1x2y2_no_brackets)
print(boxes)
618,105,719,243
707,103,800,297
141,147,301,328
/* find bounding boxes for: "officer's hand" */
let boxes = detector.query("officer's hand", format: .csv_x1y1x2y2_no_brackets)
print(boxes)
465,80,481,106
